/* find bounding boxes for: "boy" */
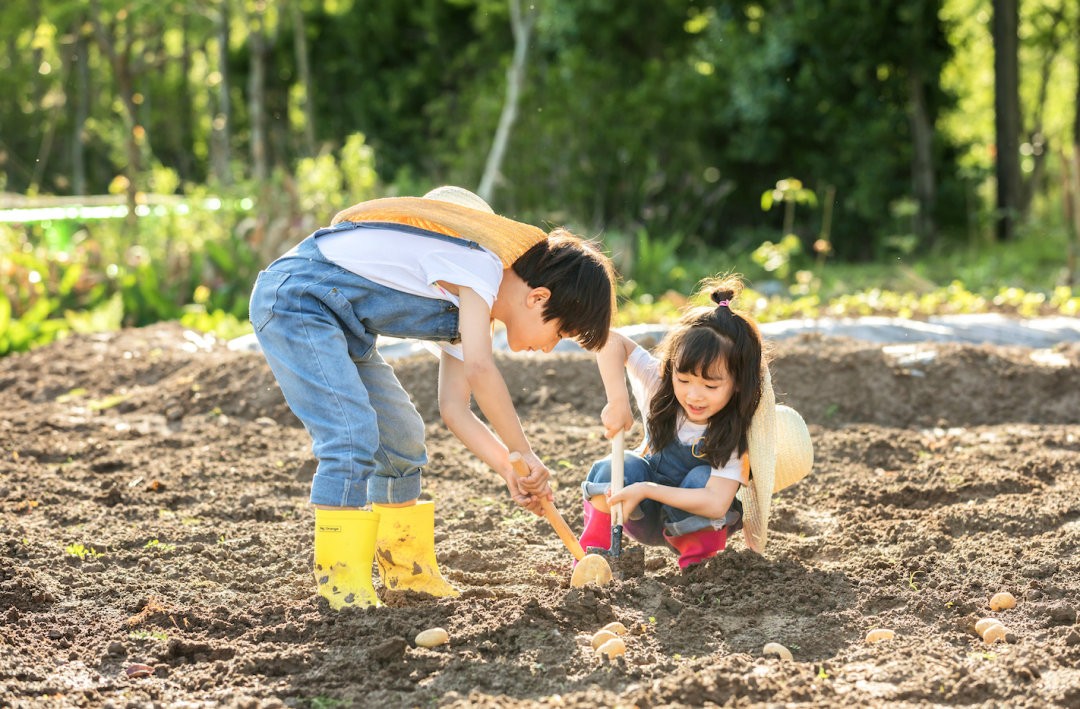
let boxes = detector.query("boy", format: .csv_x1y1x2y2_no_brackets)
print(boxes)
249,186,616,609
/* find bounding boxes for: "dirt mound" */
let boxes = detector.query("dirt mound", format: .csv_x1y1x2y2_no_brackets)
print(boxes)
2,321,1079,707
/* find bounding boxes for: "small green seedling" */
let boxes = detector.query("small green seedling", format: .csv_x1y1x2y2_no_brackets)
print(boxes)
129,629,168,642
144,539,176,553
65,543,102,559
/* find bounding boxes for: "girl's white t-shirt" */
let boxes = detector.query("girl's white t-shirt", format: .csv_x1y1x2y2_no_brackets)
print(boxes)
626,345,744,484
315,224,503,360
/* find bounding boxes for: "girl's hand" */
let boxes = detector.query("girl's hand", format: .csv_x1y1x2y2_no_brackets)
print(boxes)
607,481,649,518
600,401,634,440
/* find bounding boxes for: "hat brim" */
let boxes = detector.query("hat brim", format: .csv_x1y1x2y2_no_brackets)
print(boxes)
738,364,777,554
422,185,494,214
773,406,813,493
738,369,815,553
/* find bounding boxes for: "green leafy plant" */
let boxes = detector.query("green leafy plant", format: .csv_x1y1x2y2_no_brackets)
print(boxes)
762,178,818,239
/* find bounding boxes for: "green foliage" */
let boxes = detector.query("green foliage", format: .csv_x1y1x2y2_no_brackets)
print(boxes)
619,229,692,298
616,217,1079,325
752,233,806,282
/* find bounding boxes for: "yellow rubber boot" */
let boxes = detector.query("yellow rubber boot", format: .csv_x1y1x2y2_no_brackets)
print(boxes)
314,508,382,610
373,501,460,597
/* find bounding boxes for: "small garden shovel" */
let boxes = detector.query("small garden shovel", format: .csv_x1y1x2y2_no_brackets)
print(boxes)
586,429,644,578
605,429,627,557
509,453,613,587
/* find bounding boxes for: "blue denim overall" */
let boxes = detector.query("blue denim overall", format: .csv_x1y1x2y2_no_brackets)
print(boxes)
248,222,485,507
582,438,743,545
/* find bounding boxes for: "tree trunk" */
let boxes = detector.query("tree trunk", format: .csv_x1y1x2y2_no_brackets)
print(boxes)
248,7,269,181
993,0,1021,241
478,0,535,205
72,32,89,195
1075,26,1080,148
211,0,232,184
177,12,194,181
289,0,316,156
90,0,141,224
908,69,937,247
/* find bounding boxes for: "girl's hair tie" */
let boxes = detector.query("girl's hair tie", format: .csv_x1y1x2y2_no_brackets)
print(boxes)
716,299,730,307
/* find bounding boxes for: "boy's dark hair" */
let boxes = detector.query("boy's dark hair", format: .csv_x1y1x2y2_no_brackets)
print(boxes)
512,228,616,351
646,274,764,467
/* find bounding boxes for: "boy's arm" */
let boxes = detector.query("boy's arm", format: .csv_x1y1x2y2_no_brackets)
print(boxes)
438,287,550,508
438,351,541,513
596,330,637,438
608,476,739,521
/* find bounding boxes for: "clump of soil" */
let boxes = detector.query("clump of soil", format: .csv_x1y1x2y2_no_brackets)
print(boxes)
2,322,1079,707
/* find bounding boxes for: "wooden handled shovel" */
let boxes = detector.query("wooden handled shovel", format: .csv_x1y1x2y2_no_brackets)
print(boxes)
608,429,626,556
509,453,612,587
585,430,644,578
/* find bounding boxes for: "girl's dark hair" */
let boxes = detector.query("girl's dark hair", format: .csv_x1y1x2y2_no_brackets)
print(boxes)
512,228,617,351
646,274,764,467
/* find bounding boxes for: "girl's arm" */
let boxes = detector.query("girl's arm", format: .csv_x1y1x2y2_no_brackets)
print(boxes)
608,475,740,521
596,330,637,438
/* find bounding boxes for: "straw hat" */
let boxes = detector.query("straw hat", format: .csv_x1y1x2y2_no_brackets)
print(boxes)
737,365,814,553
422,185,494,213
330,188,545,267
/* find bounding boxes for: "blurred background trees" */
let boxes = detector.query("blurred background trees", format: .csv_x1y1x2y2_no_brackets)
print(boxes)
2,0,1079,353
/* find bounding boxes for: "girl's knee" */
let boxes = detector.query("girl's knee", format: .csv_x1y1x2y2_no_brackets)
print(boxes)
585,459,612,485
680,464,713,490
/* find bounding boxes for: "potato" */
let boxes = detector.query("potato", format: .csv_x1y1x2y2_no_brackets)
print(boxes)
974,618,1002,636
989,592,1016,611
570,554,613,588
596,637,626,659
762,642,793,661
601,621,628,636
415,627,449,648
865,628,895,644
982,624,1008,644
591,629,618,649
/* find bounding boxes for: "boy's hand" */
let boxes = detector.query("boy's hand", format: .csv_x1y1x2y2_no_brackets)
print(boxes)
600,401,634,440
505,452,552,516
515,452,552,497
505,476,545,516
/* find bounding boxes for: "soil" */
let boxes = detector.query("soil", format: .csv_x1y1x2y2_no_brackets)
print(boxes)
2,321,1080,708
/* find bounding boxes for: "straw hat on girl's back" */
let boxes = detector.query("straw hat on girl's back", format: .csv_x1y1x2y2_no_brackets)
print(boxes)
737,365,814,553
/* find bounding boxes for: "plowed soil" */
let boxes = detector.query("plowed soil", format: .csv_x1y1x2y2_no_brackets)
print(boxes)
2,322,1079,708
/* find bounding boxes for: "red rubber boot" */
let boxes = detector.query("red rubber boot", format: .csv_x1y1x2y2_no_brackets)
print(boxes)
664,527,727,569
578,499,612,558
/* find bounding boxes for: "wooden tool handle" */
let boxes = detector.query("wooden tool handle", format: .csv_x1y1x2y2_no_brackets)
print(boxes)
610,429,625,526
510,453,586,560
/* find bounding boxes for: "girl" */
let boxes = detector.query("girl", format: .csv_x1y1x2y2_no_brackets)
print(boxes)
581,274,767,568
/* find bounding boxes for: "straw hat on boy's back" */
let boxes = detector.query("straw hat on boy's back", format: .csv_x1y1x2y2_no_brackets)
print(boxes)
331,185,546,267
737,365,814,553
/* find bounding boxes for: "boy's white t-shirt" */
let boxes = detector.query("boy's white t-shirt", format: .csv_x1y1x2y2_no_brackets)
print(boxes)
315,224,503,360
626,345,744,484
